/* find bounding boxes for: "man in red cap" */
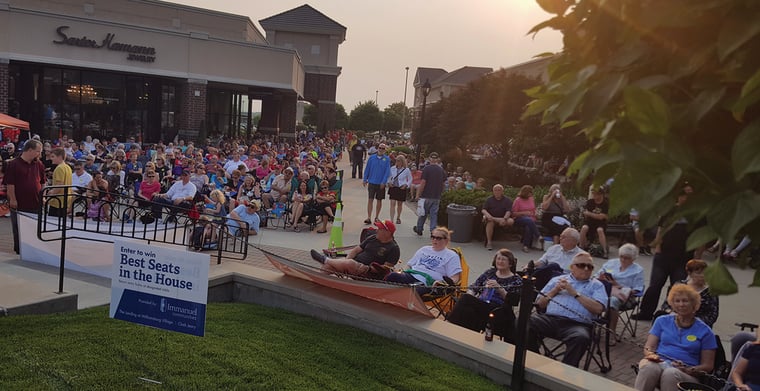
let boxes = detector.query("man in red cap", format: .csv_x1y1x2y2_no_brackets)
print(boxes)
311,220,400,277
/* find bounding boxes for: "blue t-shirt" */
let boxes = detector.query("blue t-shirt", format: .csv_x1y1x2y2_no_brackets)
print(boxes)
226,204,260,235
650,314,717,366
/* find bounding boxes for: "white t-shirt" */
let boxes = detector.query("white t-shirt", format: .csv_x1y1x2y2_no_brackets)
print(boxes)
407,246,462,284
71,171,93,189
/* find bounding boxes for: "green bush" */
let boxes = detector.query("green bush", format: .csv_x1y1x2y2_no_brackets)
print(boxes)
390,145,413,155
438,189,490,227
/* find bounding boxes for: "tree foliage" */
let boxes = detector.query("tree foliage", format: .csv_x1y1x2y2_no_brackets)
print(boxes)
302,103,317,127
382,102,409,132
527,0,760,294
335,103,349,130
349,101,383,132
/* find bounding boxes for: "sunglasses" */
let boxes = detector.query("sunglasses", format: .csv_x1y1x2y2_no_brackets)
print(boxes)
573,263,594,270
430,235,447,241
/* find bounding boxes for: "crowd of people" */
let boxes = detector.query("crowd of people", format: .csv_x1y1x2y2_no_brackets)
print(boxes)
2,130,757,390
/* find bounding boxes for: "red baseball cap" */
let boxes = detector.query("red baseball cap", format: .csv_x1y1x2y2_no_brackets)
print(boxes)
374,220,396,235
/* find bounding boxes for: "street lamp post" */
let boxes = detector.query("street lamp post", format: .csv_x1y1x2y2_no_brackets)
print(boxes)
401,66,409,132
415,79,432,168
375,90,379,105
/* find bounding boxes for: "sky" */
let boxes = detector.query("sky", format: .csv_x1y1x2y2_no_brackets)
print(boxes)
174,1,562,111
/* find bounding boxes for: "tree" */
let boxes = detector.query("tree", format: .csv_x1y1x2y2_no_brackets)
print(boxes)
335,103,349,129
349,101,383,131
526,0,760,294
382,102,409,132
302,103,317,127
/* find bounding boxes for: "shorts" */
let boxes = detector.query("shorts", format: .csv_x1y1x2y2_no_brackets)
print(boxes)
367,183,386,200
388,186,407,201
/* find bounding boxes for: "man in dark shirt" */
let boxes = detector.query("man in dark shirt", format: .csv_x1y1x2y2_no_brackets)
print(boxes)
580,187,609,257
310,220,400,277
634,185,700,320
5,139,46,254
350,141,367,179
482,184,514,250
413,152,447,236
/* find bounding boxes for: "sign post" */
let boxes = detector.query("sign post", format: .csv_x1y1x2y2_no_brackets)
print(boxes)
109,239,210,337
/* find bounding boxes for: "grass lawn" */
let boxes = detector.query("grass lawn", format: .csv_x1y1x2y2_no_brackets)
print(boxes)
0,302,503,390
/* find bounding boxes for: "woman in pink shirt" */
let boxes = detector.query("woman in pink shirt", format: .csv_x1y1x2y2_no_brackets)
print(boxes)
409,165,423,201
511,185,541,253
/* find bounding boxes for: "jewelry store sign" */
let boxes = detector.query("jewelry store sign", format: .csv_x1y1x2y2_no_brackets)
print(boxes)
53,25,157,63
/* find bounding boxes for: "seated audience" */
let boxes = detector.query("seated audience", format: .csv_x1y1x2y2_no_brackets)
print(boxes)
732,327,760,391
482,184,514,251
85,170,111,221
314,179,337,234
384,226,462,295
203,189,227,218
447,248,522,341
634,284,717,391
263,167,294,209
151,169,197,220
512,185,541,253
580,187,609,258
534,227,583,271
226,199,261,236
310,220,400,277
594,243,645,339
528,252,608,367
540,183,572,244
654,259,719,328
289,179,313,232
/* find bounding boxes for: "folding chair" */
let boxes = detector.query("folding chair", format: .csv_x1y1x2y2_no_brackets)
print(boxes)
539,282,612,373
617,289,644,340
420,247,469,319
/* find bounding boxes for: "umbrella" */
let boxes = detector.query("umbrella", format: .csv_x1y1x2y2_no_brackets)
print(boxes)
0,113,29,130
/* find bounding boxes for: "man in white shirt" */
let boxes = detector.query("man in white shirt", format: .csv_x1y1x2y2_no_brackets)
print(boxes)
223,152,244,175
151,169,197,221
70,162,93,192
535,227,583,271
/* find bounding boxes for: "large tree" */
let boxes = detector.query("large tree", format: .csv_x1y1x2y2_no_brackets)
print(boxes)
526,0,760,293
335,103,349,130
349,101,383,132
382,102,410,132
302,103,317,127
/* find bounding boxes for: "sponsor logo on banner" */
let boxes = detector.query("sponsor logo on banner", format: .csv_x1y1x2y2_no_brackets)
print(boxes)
110,239,209,336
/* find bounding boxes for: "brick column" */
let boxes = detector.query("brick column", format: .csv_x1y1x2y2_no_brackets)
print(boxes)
258,95,280,135
304,73,338,132
0,59,9,114
178,79,207,139
279,93,297,134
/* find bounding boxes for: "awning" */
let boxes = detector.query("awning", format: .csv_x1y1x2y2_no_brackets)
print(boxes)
0,113,30,130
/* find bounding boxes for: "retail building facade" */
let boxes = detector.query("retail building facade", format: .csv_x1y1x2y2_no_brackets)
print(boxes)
0,0,344,143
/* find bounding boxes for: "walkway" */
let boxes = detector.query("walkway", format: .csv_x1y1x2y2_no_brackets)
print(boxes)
1,157,758,388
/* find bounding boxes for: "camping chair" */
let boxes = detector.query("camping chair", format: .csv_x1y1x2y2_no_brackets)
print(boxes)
489,290,521,343
617,289,644,341
420,247,470,319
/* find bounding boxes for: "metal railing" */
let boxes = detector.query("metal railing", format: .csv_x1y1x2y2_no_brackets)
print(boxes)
37,185,249,293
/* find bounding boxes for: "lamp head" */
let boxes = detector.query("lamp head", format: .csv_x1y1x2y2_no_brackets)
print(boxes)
422,79,432,97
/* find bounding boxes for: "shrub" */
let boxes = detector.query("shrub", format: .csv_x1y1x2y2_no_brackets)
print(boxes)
390,145,413,156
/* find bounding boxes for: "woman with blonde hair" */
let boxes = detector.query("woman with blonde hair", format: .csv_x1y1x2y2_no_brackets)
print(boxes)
387,154,412,224
634,284,717,391
204,189,227,218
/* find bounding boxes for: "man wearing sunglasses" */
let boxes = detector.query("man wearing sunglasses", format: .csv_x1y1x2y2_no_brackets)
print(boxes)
527,252,608,367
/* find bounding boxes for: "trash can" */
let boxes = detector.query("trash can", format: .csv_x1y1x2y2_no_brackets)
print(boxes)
447,204,478,243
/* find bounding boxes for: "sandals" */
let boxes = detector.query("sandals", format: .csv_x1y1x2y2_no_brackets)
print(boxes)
316,229,327,234
396,219,401,225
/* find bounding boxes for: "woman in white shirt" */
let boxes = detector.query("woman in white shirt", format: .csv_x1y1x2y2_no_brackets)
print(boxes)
387,154,413,224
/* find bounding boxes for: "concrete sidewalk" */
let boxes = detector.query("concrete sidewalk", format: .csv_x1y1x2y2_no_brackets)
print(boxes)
1,157,759,388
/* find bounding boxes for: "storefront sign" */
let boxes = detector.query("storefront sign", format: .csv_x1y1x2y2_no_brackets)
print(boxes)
109,239,209,336
53,26,157,63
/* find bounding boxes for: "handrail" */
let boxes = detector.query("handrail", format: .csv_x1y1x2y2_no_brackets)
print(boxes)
37,185,250,292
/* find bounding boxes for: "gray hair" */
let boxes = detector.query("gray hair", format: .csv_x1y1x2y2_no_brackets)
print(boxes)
618,243,639,260
562,227,581,242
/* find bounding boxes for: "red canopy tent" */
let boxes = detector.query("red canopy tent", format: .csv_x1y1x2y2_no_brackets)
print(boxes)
0,113,29,130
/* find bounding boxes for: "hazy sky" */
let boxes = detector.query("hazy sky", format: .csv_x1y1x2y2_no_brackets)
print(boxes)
174,1,561,110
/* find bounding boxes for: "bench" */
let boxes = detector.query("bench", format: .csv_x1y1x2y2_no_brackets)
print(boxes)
606,224,634,246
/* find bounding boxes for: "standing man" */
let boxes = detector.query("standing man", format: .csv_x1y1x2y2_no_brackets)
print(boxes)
5,139,46,254
47,147,72,217
634,185,700,321
482,184,514,250
413,152,447,236
350,140,367,179
362,143,391,224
